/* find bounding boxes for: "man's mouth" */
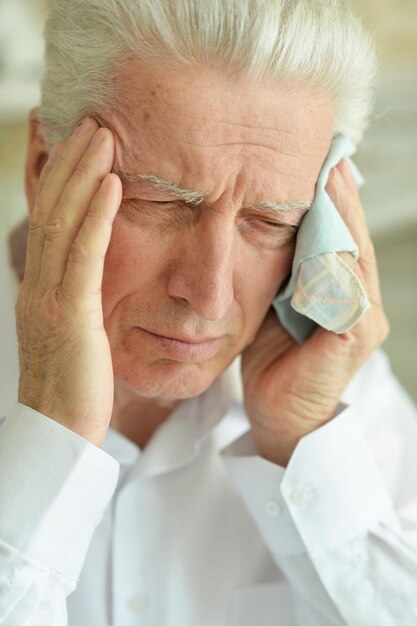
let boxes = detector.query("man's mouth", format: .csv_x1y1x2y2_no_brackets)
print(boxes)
132,327,226,363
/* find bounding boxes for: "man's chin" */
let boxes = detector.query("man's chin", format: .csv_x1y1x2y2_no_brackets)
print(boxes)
113,359,221,402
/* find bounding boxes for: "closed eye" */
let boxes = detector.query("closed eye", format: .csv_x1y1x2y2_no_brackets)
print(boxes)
262,220,297,231
124,199,298,231
124,199,180,210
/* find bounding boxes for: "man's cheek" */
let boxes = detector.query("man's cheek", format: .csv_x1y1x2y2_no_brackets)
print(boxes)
240,249,295,345
273,268,292,299
271,243,296,298
263,249,295,304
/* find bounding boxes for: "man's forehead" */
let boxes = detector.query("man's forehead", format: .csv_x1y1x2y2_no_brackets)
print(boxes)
108,60,334,210
112,58,334,148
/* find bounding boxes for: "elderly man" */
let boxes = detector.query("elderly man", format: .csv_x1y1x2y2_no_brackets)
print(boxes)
1,0,417,624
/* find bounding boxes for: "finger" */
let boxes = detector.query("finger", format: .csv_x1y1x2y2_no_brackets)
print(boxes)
37,127,115,292
36,141,63,196
326,160,383,306
24,118,98,286
326,160,370,248
61,173,122,311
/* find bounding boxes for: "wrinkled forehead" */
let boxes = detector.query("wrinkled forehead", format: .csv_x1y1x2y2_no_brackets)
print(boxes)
102,59,335,203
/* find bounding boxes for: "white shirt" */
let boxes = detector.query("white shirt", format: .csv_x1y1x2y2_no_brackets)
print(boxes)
1,235,417,625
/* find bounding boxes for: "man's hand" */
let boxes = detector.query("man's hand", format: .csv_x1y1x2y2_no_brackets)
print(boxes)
241,159,389,467
16,118,122,447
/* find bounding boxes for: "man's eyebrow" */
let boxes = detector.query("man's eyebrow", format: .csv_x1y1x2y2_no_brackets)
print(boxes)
115,171,208,206
115,171,312,214
255,200,312,214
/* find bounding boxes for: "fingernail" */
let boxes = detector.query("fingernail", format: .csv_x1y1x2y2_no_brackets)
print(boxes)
73,117,92,137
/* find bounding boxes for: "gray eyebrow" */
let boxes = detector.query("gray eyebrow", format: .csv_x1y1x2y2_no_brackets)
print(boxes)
255,200,312,213
116,171,312,213
117,172,208,206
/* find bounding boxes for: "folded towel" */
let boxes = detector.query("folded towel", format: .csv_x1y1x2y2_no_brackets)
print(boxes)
272,134,370,343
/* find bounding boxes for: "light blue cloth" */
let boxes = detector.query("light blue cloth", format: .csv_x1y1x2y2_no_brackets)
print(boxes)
272,134,370,343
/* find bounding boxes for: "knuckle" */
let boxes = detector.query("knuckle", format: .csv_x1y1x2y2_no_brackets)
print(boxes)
84,207,100,223
69,239,89,264
72,161,90,182
30,200,46,230
85,207,111,228
69,236,106,265
44,216,68,241
53,150,69,170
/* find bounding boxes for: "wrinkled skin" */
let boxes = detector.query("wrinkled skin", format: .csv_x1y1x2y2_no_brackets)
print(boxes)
19,61,388,459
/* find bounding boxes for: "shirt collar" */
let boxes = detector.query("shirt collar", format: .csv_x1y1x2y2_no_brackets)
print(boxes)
102,426,141,466
102,372,233,477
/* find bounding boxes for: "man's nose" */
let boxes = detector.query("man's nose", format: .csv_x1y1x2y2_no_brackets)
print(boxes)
167,216,236,321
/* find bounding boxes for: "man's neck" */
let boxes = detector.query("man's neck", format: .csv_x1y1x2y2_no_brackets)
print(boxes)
110,379,182,450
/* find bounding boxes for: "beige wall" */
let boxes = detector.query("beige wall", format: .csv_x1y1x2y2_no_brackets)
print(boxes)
0,123,28,234
349,0,417,66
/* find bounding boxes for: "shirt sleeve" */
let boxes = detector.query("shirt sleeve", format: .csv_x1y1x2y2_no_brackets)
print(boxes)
0,402,120,625
221,350,417,625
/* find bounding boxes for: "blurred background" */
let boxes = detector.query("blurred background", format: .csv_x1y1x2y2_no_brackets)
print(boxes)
0,0,416,402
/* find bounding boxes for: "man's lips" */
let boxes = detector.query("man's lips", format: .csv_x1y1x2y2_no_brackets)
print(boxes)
141,329,224,344
132,327,226,363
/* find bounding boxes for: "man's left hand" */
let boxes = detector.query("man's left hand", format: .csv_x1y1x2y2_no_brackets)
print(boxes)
241,159,389,467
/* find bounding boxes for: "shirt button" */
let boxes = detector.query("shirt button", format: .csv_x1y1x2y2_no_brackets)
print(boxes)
127,592,149,614
290,486,315,507
265,499,283,517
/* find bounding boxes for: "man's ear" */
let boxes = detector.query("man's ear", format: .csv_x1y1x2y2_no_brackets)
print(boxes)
25,107,49,213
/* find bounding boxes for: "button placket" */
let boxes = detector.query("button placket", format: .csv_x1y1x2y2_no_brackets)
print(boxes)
112,481,149,625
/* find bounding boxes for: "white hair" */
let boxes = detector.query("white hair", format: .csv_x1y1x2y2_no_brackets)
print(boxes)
39,0,377,147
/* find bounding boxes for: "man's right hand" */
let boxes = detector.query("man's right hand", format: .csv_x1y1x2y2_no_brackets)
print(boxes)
16,118,122,447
